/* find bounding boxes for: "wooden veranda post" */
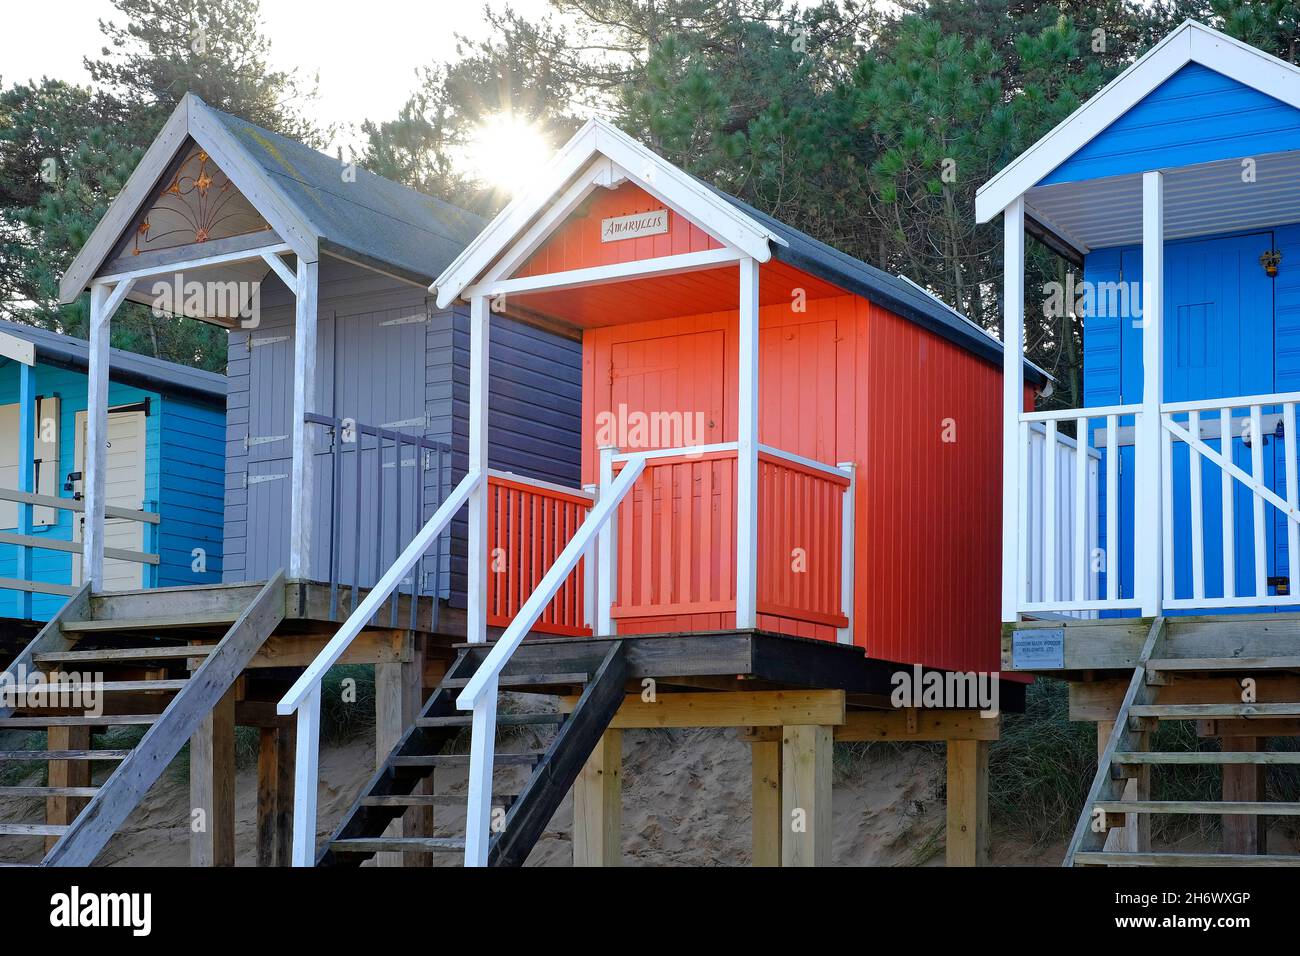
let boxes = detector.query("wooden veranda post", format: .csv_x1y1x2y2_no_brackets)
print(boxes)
289,257,319,579
1001,197,1025,623
467,294,490,645
1136,170,1164,616
736,257,759,629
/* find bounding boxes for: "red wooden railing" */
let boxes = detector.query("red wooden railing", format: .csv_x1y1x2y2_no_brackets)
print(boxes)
755,451,850,629
610,446,849,632
486,472,592,636
612,448,738,618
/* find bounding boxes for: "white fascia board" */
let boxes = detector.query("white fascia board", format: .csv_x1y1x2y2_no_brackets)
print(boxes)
0,330,35,366
433,117,776,308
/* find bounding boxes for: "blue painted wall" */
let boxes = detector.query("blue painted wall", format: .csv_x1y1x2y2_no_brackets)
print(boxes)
0,358,224,621
1043,63,1300,186
1085,224,1300,610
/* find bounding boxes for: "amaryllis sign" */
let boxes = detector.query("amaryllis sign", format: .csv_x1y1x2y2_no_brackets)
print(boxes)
601,208,668,242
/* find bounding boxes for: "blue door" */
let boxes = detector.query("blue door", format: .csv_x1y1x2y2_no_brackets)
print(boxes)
1115,232,1276,607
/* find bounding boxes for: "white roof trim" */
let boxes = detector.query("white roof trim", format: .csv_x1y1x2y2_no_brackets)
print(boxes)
58,94,318,304
0,329,35,366
976,20,1300,223
432,117,778,309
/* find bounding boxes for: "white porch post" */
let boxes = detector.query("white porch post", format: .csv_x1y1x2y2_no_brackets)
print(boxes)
17,361,34,619
736,257,760,629
288,257,319,580
83,279,132,590
1136,171,1165,617
1000,197,1026,623
596,445,617,636
467,294,490,644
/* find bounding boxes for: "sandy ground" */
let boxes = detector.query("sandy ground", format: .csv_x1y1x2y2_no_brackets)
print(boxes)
1,722,1050,866
4,720,1291,866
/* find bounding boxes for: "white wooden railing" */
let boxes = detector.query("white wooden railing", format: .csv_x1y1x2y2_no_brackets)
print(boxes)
1017,404,1141,616
1014,390,1300,618
1160,391,1300,610
456,452,646,866
277,469,483,866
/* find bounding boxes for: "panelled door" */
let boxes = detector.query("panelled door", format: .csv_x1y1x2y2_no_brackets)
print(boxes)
1118,231,1276,606
72,409,147,591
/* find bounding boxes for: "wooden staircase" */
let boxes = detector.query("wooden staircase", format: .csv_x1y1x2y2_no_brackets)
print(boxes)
1066,617,1300,867
0,573,285,866
320,641,627,866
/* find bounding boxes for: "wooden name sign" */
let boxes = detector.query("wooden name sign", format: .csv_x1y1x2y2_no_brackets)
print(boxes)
601,208,668,242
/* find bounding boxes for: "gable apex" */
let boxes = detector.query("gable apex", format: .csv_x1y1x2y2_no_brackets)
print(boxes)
976,20,1300,222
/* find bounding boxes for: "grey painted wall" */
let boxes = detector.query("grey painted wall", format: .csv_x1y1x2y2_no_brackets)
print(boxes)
222,254,582,611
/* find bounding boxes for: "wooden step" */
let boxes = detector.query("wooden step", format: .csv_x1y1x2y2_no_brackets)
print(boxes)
1147,656,1300,672
0,750,130,761
1076,850,1300,867
1115,751,1300,765
95,680,189,693
416,713,566,728
35,645,215,664
1130,702,1300,719
442,672,588,689
0,823,68,837
63,614,238,632
0,714,160,728
0,786,99,798
328,836,465,854
390,752,545,769
1097,800,1300,815
360,793,517,808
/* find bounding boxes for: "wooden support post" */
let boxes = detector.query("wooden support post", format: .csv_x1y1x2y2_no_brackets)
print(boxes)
946,739,989,867
751,738,782,866
375,639,425,866
45,726,90,852
256,722,295,866
1222,735,1267,854
781,724,831,866
1098,719,1149,853
288,256,319,580
573,729,622,866
190,687,237,867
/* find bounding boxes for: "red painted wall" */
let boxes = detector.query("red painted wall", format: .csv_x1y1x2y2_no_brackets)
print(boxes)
516,182,721,277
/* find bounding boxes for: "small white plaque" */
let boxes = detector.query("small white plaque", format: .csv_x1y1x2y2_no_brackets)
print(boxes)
1011,627,1065,669
601,208,668,242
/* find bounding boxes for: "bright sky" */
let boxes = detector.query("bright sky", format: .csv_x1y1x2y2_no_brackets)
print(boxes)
0,0,564,152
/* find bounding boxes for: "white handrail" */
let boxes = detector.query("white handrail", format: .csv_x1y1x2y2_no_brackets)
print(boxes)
457,453,646,866
278,468,483,867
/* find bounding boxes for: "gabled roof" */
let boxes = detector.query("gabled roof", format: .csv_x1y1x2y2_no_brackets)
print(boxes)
431,117,783,309
434,117,1048,384
976,20,1300,222
0,318,226,404
60,94,484,303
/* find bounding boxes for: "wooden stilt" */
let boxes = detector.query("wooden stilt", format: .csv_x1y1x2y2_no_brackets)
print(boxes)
375,639,424,866
750,738,782,866
573,728,622,866
256,723,295,866
781,724,831,866
1222,735,1267,854
46,726,90,852
946,738,989,867
190,687,237,866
